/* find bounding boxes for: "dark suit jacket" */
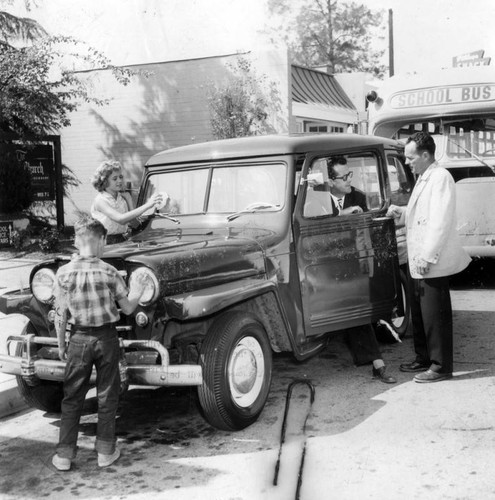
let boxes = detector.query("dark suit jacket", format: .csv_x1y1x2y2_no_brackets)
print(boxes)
322,186,368,216
309,184,368,217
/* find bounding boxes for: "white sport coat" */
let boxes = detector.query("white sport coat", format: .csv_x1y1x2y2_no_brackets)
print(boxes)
401,162,471,279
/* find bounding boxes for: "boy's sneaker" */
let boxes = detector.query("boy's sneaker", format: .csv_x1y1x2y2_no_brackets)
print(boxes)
98,447,121,467
52,454,71,471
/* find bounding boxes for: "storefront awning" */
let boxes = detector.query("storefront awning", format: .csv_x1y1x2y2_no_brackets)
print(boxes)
291,65,356,111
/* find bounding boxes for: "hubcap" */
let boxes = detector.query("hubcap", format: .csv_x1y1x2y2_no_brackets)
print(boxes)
228,336,265,408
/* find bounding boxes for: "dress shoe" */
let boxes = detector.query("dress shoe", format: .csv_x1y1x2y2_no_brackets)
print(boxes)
372,366,397,384
399,360,430,373
414,369,452,383
52,454,71,471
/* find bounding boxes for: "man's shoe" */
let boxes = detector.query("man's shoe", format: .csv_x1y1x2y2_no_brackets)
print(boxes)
414,369,452,383
52,454,71,471
98,447,121,467
400,361,430,373
372,366,397,384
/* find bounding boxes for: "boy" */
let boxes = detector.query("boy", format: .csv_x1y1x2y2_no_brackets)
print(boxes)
52,216,147,471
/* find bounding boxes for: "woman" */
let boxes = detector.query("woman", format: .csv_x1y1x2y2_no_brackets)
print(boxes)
91,160,162,243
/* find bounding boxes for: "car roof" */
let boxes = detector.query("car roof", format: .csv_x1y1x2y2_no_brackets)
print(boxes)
146,133,403,167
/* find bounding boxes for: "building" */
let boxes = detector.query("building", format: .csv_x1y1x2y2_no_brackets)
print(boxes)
59,49,364,225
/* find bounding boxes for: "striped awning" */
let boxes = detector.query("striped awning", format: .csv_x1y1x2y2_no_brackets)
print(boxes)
291,65,356,111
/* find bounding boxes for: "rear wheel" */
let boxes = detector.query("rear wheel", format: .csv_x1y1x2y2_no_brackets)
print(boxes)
15,323,64,413
198,311,272,431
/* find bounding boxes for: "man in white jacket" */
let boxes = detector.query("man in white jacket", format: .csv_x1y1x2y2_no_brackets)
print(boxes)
387,132,471,383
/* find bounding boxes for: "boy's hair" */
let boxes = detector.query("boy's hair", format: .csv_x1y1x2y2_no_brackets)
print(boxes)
74,216,108,240
91,160,122,192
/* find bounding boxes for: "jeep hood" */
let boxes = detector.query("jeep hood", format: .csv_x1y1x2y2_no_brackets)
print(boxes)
102,227,268,295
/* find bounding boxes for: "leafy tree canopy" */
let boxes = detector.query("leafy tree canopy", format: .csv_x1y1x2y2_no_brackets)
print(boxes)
266,0,387,77
0,0,137,141
206,57,281,139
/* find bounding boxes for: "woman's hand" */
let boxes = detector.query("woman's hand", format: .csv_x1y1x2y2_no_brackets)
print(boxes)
146,192,168,209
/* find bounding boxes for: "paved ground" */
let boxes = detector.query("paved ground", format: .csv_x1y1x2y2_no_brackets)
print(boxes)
0,258,494,499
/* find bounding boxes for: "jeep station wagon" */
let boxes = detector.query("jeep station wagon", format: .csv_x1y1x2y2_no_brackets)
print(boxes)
0,134,410,431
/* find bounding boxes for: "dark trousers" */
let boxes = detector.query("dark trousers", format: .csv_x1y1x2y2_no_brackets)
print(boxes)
409,273,453,373
346,324,382,366
57,327,120,459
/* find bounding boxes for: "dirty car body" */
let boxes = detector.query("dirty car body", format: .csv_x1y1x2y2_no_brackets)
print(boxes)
0,134,407,430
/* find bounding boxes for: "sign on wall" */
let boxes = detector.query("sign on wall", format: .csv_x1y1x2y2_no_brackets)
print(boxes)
17,144,55,202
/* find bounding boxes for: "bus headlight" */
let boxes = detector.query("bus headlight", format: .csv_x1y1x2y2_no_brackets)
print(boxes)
31,268,56,303
128,267,160,306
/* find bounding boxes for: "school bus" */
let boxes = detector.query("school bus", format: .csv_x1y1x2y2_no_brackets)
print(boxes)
367,65,495,257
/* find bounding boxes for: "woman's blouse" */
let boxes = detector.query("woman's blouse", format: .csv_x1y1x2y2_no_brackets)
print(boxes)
91,191,129,235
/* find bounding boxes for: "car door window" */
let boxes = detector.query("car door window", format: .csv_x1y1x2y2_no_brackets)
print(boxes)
303,152,383,217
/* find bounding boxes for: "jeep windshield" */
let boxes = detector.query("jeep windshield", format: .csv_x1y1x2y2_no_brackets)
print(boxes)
142,162,287,217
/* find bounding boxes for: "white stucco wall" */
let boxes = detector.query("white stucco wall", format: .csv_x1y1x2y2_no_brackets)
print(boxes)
59,49,291,225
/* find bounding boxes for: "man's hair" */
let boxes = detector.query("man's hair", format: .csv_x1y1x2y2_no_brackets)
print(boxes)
407,131,436,156
91,160,122,192
74,215,108,240
326,156,347,179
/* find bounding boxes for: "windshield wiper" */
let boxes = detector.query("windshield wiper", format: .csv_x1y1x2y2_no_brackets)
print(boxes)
227,203,278,222
151,212,180,224
446,137,495,172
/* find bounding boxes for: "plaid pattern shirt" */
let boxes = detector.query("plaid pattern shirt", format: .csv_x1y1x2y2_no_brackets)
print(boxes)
55,255,128,328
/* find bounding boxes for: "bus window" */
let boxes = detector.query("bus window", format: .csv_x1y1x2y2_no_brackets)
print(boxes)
387,155,414,207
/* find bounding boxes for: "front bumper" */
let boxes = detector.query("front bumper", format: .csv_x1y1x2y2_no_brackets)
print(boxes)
0,315,202,387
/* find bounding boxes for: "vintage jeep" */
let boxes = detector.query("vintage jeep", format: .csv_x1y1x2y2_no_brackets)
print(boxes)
0,133,410,431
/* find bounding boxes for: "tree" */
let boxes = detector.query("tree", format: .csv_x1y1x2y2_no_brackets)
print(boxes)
0,0,136,140
0,1,137,228
266,0,386,77
206,56,281,139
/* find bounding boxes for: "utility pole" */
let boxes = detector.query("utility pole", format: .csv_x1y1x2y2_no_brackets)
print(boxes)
389,9,394,77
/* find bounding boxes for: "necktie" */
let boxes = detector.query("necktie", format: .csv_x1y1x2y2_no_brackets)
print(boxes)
337,198,343,210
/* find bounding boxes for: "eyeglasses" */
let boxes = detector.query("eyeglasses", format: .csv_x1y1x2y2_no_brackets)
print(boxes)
331,171,353,182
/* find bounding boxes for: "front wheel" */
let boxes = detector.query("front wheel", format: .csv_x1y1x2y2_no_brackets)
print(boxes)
198,311,272,431
15,323,64,413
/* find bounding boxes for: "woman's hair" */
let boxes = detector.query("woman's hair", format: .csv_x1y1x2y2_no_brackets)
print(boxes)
91,160,122,192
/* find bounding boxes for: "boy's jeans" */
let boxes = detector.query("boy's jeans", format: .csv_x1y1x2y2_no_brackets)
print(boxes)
57,327,120,459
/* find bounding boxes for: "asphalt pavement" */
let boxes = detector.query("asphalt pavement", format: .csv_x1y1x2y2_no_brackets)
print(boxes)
1,258,495,499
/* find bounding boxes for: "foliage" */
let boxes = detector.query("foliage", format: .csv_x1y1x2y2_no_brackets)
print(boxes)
37,226,59,252
0,145,33,212
0,8,46,41
10,227,31,250
206,57,281,139
266,0,387,77
0,1,141,140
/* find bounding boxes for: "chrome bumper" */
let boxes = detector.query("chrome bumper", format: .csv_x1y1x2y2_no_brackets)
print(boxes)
0,318,202,387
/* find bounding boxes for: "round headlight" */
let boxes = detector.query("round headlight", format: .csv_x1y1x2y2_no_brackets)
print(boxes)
128,267,160,306
31,268,56,303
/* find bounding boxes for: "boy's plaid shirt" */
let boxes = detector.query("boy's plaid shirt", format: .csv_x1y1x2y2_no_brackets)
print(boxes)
55,255,128,327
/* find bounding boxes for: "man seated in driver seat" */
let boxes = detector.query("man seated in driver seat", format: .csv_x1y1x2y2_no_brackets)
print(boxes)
322,156,368,216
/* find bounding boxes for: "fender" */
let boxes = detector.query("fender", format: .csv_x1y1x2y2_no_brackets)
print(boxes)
0,289,50,335
164,276,279,319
